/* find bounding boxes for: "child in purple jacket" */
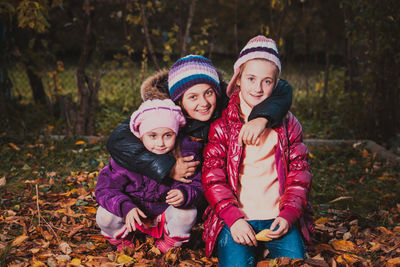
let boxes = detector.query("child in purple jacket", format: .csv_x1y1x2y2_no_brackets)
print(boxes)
95,99,203,253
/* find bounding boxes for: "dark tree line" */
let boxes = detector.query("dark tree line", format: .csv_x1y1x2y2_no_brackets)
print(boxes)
0,0,398,141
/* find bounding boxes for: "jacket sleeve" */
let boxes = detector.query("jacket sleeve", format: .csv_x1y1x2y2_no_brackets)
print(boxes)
202,118,245,227
173,171,204,208
95,160,137,220
278,114,312,227
248,79,293,127
106,119,176,183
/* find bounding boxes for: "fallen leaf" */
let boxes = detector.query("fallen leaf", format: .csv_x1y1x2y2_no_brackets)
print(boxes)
377,226,393,235
11,235,29,246
59,242,72,255
0,176,5,187
84,206,97,214
331,240,357,252
387,258,400,267
22,164,31,171
328,196,353,204
75,140,86,145
149,246,161,256
71,258,81,266
30,248,40,254
315,217,329,224
59,198,77,208
255,229,272,241
8,142,20,151
117,254,133,264
31,260,46,267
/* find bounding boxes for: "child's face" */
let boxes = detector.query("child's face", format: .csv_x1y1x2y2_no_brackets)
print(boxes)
237,59,277,108
141,127,177,154
180,83,217,121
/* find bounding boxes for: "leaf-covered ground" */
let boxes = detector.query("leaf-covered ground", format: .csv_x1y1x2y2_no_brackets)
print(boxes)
1,135,400,266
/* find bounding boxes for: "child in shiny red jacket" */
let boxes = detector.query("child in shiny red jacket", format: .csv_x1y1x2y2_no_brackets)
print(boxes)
201,36,315,266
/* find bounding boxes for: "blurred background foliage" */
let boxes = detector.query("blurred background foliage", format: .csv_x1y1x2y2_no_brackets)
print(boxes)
0,0,399,150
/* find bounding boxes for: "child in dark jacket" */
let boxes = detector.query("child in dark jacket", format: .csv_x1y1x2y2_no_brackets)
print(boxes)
106,55,293,185
95,99,203,253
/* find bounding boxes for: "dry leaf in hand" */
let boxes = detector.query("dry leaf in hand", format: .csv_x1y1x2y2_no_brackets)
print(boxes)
255,229,272,241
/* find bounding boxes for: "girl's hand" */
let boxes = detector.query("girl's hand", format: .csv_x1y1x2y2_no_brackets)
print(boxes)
238,117,268,146
125,207,147,232
166,189,184,207
169,155,200,183
230,219,258,246
266,217,289,239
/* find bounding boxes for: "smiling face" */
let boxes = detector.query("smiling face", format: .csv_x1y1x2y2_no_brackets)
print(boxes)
141,127,177,154
180,83,217,121
236,59,278,108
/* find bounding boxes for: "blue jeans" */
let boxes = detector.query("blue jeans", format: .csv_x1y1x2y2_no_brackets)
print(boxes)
217,219,305,267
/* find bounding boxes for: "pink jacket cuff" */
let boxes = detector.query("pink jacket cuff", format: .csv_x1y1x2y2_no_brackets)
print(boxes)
278,206,299,227
219,205,245,227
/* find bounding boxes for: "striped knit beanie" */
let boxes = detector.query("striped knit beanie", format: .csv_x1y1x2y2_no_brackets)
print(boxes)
168,55,221,101
226,36,281,97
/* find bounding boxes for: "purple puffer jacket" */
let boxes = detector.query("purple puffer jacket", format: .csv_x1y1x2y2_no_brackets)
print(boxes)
95,136,204,220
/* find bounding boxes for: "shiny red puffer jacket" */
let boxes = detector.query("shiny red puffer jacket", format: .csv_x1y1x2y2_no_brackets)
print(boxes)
201,92,315,257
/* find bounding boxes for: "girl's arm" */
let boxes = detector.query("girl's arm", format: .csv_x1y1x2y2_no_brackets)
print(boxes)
248,79,293,127
95,159,138,220
172,171,204,208
106,119,176,183
202,118,245,227
278,114,312,227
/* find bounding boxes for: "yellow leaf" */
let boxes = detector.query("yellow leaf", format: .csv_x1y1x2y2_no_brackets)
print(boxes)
55,208,66,214
84,207,97,214
342,253,359,263
65,188,78,196
11,235,29,246
255,229,272,241
117,254,133,264
331,240,357,252
88,171,99,179
315,217,329,224
71,258,81,265
75,140,85,145
31,260,46,267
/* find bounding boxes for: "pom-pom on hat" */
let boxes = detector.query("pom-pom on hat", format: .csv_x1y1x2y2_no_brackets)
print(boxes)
168,55,221,101
226,36,281,97
130,99,186,138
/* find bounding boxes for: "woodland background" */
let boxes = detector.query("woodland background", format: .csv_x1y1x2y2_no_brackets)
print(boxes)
0,0,400,266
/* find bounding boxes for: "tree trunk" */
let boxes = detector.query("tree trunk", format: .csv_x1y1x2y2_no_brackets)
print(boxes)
139,0,159,70
322,51,330,102
26,66,48,106
75,0,102,136
180,0,198,57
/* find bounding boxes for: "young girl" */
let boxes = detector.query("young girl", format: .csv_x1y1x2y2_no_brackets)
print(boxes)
106,55,293,187
201,36,315,266
95,99,203,253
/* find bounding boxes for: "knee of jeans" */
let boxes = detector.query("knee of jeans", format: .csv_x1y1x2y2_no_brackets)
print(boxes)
169,208,197,224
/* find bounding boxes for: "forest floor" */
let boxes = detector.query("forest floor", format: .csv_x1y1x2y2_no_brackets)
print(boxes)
1,134,400,266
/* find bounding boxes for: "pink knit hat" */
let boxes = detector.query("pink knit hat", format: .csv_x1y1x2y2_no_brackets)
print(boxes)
226,35,281,97
130,99,186,138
